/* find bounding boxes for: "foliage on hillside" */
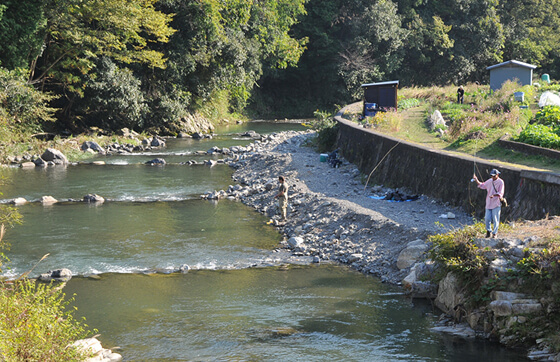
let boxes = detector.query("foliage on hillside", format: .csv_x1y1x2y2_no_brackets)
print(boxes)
0,0,308,133
252,0,560,118
0,69,143,163
3,0,560,128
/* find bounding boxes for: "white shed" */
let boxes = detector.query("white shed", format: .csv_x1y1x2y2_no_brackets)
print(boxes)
486,60,537,91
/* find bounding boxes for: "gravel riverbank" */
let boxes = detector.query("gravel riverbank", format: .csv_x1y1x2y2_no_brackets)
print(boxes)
226,130,473,284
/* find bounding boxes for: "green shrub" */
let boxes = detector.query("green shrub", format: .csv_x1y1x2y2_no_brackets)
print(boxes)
439,101,467,123
428,223,488,285
78,57,148,131
0,279,93,361
398,97,421,110
515,244,560,282
145,91,190,131
540,83,560,92
0,188,92,361
476,80,519,113
363,110,402,131
310,110,339,153
535,105,560,128
516,123,560,150
0,67,56,137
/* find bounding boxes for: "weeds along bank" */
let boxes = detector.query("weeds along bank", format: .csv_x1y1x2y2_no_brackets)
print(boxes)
334,109,560,221
416,218,560,358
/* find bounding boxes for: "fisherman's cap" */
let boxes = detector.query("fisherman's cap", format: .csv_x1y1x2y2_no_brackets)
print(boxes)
490,169,500,176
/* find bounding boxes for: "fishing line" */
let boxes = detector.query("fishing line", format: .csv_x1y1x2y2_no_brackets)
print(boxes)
473,136,477,178
468,135,483,209
364,140,402,192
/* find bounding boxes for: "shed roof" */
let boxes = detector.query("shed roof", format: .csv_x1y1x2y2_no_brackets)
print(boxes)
486,60,537,71
361,80,399,87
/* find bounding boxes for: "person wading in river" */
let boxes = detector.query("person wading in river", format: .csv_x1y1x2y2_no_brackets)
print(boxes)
274,176,288,221
473,169,504,238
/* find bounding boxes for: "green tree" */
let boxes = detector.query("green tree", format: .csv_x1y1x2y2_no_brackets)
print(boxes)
77,58,148,131
19,0,176,128
499,0,560,75
250,0,404,118
153,0,307,120
0,0,46,70
30,0,175,88
338,0,406,98
397,0,504,85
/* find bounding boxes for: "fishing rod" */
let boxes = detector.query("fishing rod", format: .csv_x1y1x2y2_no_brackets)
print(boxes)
363,139,402,192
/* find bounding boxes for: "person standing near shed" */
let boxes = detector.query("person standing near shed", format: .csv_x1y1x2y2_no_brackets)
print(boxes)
473,169,504,238
457,85,464,104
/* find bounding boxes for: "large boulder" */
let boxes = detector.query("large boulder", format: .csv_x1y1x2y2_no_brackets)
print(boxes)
83,194,105,203
81,141,106,154
204,159,217,167
118,127,139,138
287,236,304,249
428,110,446,131
41,196,58,205
435,272,467,319
240,130,261,139
150,137,166,147
20,161,36,168
402,262,438,298
10,197,27,205
145,158,166,165
397,239,428,269
39,268,72,282
41,148,68,165
33,157,48,167
73,337,122,362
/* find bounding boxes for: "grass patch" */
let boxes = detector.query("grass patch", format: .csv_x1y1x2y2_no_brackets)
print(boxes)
345,81,560,173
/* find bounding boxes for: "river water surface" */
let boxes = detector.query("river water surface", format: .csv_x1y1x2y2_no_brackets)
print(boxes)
0,122,527,361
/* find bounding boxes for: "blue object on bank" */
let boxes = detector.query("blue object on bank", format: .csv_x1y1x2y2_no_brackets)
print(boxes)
364,103,378,117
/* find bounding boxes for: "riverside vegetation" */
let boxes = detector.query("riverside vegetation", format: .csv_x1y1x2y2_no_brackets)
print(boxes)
426,218,560,356
339,80,560,173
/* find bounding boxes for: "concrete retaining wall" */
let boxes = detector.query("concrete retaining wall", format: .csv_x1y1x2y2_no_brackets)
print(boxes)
334,110,560,220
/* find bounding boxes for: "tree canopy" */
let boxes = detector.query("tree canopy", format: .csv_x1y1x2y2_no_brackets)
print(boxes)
1,0,560,127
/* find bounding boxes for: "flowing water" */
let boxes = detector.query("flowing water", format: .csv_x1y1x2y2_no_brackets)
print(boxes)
0,122,527,361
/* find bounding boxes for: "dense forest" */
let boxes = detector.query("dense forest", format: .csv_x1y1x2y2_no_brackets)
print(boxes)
1,0,560,133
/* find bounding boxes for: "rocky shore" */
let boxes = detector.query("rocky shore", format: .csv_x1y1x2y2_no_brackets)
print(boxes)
215,130,471,284
213,129,560,360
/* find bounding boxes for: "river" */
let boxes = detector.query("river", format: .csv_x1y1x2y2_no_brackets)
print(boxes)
0,122,527,361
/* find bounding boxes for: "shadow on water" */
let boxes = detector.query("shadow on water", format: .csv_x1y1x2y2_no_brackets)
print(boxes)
65,266,528,362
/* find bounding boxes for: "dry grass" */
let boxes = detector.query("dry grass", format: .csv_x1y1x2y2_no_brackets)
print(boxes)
504,216,560,243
